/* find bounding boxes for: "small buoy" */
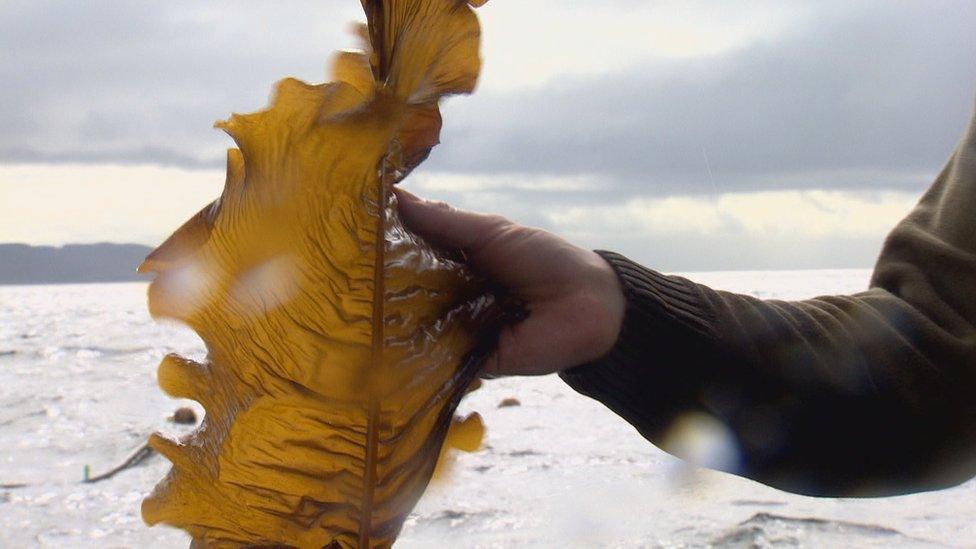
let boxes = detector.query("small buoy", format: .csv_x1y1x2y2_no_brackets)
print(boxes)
171,407,198,425
497,397,521,408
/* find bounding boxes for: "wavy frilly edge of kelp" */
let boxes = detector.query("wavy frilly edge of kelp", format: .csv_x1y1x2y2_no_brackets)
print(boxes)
137,1,503,547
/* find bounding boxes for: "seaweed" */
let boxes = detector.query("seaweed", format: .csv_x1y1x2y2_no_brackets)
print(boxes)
138,1,497,546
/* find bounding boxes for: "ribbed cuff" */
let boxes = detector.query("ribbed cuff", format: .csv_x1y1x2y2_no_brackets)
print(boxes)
559,251,717,439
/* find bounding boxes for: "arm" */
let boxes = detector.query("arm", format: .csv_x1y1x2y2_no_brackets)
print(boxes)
562,106,976,497
395,105,976,497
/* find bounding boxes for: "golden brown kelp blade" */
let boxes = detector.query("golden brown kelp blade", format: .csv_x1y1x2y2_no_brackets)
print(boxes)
140,1,494,546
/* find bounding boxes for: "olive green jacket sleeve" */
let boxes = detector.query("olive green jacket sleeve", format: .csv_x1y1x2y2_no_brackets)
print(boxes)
561,105,976,497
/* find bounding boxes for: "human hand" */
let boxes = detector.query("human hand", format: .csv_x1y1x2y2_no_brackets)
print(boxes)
395,189,625,377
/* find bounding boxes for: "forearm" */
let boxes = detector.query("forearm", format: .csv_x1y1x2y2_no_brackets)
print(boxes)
563,103,976,496
558,252,720,454
561,252,976,497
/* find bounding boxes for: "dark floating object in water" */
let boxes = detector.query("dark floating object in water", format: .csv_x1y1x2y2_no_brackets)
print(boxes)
498,397,521,408
169,407,197,425
138,1,500,547
83,443,155,484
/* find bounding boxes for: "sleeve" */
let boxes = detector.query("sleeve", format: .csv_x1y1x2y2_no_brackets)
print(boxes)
560,105,976,497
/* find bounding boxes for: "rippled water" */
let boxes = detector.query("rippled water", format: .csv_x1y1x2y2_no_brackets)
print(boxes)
2,273,974,547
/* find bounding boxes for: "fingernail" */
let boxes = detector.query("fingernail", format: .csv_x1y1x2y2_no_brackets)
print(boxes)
393,187,419,202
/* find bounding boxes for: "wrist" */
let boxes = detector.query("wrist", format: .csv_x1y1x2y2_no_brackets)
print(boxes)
579,250,626,362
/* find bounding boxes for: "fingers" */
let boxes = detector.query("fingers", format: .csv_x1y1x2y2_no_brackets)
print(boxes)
481,301,597,377
394,188,507,252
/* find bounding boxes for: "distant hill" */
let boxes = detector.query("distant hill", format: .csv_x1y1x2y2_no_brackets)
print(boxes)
0,243,154,285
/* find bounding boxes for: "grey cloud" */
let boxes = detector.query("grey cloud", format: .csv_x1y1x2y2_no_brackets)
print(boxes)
430,1,976,194
0,146,217,168
7,1,963,271
1,1,360,167
2,1,974,198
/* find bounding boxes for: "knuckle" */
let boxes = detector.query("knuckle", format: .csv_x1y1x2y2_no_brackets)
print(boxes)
469,214,515,253
484,213,511,228
429,200,453,212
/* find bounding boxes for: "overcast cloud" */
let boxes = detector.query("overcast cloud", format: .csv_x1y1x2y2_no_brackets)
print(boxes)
432,1,976,195
2,1,975,270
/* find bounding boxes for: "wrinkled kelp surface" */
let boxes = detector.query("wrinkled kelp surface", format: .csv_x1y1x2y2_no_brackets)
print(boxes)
138,1,496,546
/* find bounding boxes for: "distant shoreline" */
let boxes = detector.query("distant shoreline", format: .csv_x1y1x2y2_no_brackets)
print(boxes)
0,242,153,286
0,241,874,286
0,278,151,287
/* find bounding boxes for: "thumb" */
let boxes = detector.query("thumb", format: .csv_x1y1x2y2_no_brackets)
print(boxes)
394,188,506,252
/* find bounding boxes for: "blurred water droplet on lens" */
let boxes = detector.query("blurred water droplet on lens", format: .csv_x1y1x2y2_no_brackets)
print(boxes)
661,412,740,473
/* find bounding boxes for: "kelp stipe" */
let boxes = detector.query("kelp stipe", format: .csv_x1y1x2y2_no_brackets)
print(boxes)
138,1,496,546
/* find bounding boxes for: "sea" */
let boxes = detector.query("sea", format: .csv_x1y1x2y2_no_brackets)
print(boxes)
2,270,975,548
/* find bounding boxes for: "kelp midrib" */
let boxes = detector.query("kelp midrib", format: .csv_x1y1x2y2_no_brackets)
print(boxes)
359,157,390,547
360,4,406,541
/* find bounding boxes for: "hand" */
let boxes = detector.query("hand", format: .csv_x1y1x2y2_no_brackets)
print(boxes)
395,189,625,377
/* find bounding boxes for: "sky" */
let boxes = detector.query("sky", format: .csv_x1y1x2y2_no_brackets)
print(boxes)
2,1,975,271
